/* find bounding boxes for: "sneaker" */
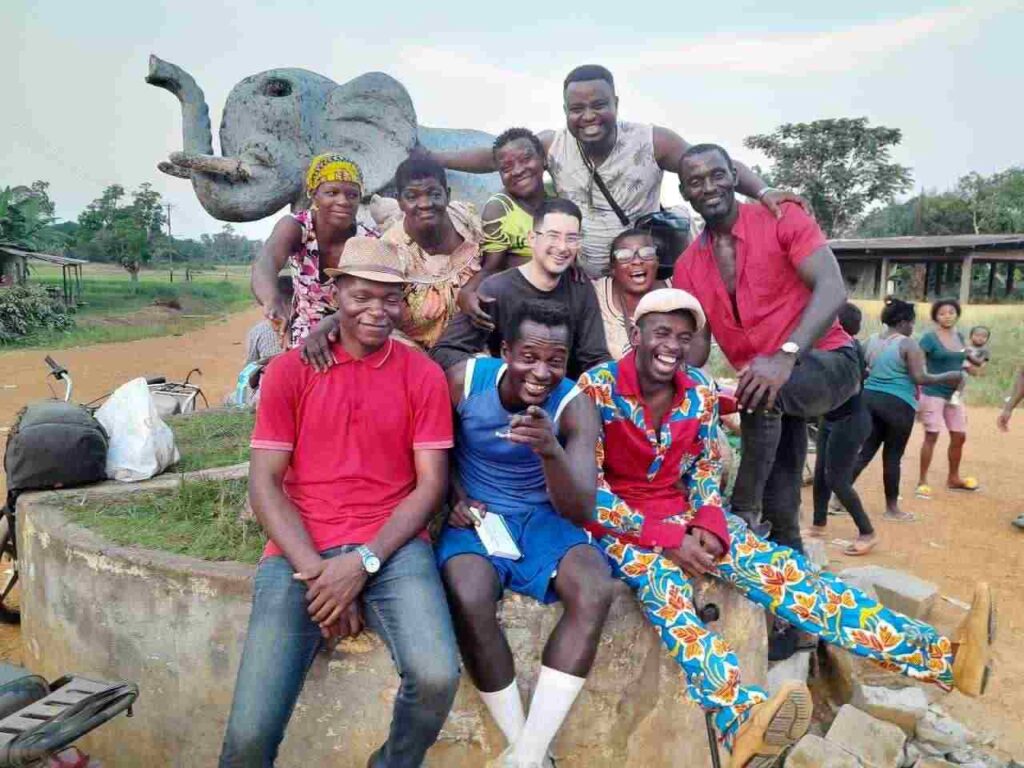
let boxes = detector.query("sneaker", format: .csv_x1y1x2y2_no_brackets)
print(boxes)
730,681,813,768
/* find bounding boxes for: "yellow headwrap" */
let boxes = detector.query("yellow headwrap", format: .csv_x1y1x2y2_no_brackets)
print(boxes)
306,153,364,198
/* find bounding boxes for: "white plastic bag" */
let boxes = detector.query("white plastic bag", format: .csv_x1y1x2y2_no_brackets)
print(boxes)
95,377,180,482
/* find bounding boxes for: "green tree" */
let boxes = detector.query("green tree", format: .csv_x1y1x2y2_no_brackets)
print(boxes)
74,184,168,283
957,168,1024,234
857,192,974,237
744,117,913,236
0,186,56,251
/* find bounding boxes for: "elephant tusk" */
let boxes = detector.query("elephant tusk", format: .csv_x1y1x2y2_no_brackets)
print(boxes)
169,152,252,182
157,161,192,179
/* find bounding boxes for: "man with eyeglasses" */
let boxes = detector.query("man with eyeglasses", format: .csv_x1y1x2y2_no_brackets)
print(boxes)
432,198,611,379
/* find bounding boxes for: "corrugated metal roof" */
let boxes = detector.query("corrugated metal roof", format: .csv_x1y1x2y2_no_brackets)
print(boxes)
0,246,89,266
830,234,1024,252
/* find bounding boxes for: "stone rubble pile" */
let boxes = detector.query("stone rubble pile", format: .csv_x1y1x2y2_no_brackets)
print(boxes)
769,565,1015,768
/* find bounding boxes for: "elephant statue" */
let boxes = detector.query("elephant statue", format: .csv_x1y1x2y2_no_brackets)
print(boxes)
146,56,501,222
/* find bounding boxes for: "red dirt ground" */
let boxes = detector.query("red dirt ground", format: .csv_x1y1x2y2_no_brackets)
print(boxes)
0,310,1020,759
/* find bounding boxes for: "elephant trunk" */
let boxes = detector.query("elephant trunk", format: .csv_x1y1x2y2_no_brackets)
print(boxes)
146,55,213,156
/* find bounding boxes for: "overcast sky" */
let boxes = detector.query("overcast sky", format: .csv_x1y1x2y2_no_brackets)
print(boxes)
2,0,1021,240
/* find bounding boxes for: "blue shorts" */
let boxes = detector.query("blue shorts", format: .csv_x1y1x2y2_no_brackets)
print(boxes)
435,504,602,604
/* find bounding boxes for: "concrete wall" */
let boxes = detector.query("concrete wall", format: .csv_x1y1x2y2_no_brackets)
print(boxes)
17,469,768,767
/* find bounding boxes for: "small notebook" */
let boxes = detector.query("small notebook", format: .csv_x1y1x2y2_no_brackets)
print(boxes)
470,509,522,561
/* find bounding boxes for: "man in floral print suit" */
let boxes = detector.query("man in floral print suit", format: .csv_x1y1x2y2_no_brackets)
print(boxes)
577,288,993,768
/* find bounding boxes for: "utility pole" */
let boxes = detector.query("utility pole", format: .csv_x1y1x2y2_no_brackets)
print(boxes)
165,203,174,282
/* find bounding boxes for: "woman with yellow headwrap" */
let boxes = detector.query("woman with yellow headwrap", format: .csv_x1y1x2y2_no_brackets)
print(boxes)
251,153,378,347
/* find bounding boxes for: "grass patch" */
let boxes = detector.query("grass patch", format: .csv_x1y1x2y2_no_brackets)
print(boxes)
708,300,1024,407
66,478,265,563
4,268,252,349
167,409,255,472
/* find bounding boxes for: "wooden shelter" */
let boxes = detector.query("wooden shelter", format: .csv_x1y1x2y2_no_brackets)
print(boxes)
0,246,88,305
830,234,1024,304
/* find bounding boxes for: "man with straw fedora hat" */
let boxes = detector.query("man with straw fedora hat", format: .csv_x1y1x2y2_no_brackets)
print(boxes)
220,236,462,767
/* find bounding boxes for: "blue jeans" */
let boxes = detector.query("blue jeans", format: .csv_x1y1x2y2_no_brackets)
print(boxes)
218,539,460,767
731,345,861,553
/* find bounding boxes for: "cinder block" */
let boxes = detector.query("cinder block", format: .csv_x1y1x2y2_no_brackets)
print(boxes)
826,704,906,768
851,684,929,735
838,566,938,620
785,734,861,768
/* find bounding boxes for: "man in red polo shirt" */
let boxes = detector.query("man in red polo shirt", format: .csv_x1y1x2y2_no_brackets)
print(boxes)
219,238,461,768
673,143,859,557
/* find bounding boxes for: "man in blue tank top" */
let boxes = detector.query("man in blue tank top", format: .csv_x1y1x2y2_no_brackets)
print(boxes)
436,299,615,768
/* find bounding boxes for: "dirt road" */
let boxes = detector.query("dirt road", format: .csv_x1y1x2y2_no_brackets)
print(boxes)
0,314,1021,758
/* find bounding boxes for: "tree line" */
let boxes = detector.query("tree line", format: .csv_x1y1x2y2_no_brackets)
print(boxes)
4,116,1023,276
1,181,262,279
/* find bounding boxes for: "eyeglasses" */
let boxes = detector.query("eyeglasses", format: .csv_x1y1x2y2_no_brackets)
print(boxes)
612,246,658,264
534,230,582,247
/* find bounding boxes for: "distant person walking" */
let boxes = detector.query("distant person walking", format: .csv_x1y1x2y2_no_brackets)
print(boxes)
810,303,875,555
915,299,985,499
853,298,966,520
996,366,1024,530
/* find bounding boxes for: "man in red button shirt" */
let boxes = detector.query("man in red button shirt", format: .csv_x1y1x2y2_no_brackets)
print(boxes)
219,238,461,768
673,143,859,555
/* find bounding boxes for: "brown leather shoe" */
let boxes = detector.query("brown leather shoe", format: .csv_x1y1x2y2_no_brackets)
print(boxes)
953,582,994,697
729,681,812,768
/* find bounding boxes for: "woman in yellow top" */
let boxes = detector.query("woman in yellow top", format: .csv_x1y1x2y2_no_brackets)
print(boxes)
457,128,549,331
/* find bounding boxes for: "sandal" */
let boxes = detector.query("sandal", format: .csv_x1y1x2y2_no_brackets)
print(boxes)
914,484,932,500
807,526,828,539
843,538,878,556
883,510,916,523
948,477,980,492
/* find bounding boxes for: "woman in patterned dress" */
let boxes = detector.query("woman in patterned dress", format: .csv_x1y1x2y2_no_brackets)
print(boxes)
250,154,376,348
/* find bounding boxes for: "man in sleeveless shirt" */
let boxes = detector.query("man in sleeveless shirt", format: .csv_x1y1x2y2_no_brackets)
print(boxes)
437,299,615,768
429,65,805,276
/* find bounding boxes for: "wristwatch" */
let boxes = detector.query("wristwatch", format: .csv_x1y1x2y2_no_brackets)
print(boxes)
781,341,800,356
356,545,381,574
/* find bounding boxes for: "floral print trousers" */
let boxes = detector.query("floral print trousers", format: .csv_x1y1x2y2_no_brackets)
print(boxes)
599,513,955,746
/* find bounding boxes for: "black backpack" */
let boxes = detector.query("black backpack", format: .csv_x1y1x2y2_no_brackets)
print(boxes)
3,401,108,494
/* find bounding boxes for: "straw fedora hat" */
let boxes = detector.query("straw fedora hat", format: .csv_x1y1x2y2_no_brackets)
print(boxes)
323,236,406,283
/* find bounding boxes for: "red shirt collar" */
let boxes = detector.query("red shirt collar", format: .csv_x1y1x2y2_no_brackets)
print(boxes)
331,338,395,368
615,350,694,407
700,203,751,247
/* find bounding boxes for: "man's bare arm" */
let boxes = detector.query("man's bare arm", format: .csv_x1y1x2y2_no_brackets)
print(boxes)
539,396,600,524
428,131,555,174
789,246,847,351
364,449,449,562
249,449,322,574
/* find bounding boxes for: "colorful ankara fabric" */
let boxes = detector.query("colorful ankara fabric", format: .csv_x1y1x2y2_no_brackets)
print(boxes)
382,201,483,350
286,209,377,348
580,361,957,745
481,193,534,259
578,353,729,551
305,153,363,197
672,203,851,371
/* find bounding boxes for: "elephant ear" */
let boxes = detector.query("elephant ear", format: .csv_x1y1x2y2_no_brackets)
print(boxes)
323,72,418,195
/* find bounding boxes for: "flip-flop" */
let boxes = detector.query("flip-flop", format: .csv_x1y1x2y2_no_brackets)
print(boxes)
948,477,980,492
883,511,916,523
915,484,932,500
843,538,878,556
806,526,828,539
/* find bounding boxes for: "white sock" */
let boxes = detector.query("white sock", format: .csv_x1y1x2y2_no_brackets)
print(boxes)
514,666,586,764
478,680,526,745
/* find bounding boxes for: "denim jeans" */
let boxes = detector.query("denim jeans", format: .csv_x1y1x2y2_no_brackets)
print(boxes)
218,538,460,767
731,345,861,553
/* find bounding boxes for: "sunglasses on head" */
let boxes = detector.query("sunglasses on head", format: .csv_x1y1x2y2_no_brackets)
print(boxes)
612,246,658,264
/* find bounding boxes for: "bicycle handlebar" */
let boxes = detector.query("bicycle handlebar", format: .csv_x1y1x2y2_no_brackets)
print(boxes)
43,356,67,379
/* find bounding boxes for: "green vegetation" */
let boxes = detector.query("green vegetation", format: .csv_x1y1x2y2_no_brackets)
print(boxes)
67,478,264,563
0,284,73,343
167,409,255,472
2,270,251,348
745,117,913,237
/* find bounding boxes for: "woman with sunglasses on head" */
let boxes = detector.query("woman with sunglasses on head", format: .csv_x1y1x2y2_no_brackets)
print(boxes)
593,229,668,359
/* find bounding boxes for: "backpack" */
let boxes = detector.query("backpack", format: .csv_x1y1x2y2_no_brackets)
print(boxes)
3,401,108,494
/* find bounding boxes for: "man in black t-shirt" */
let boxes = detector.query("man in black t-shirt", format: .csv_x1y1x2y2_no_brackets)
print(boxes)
431,198,610,380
